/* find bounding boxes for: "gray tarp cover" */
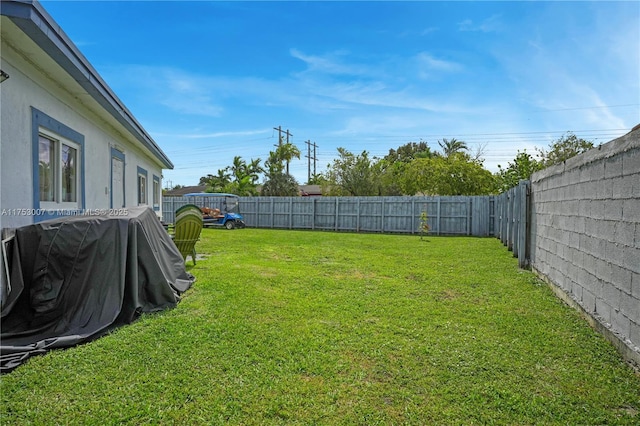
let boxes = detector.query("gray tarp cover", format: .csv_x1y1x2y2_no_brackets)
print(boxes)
1,207,195,373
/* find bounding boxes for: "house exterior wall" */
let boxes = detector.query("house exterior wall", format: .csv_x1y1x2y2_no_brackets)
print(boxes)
1,22,164,229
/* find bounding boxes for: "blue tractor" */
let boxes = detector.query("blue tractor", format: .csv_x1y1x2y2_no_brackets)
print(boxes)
184,193,246,229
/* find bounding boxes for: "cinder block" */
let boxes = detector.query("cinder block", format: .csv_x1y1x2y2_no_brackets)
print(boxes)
590,201,605,220
620,293,639,323
583,218,598,237
630,321,640,349
583,252,598,276
582,288,597,313
600,179,614,200
596,298,612,324
623,247,640,274
574,182,586,199
566,200,579,216
602,281,622,309
576,266,590,287
612,176,634,199
632,272,640,299
633,174,640,198
605,242,626,269
604,155,624,179
592,220,616,242
589,161,606,181
592,235,607,257
567,168,581,185
579,200,591,217
622,148,640,176
571,280,583,300
570,246,583,268
580,165,591,183
611,310,631,338
622,198,640,222
588,271,604,298
614,222,636,248
604,200,624,221
569,232,580,249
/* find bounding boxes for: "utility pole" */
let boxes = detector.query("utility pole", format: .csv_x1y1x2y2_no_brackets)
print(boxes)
305,140,318,183
273,126,292,148
274,126,293,174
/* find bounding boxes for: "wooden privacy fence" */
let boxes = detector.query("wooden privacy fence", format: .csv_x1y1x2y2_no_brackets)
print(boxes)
494,180,531,268
163,196,497,236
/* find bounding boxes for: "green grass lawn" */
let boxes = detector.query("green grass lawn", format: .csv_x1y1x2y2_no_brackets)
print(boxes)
2,229,639,425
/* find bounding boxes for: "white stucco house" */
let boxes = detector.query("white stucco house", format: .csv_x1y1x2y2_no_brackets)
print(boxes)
0,0,173,233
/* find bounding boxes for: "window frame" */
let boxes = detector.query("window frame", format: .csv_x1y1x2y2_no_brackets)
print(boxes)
32,108,85,221
137,166,148,206
152,174,161,211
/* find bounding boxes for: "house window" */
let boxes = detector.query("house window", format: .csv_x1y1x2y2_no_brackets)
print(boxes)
137,166,148,205
32,108,85,221
152,175,160,211
38,131,81,209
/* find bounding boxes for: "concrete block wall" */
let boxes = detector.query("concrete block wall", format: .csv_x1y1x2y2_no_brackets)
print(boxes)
530,127,640,366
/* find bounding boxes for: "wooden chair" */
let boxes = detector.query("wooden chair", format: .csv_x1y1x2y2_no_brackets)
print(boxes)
175,203,202,217
173,209,203,265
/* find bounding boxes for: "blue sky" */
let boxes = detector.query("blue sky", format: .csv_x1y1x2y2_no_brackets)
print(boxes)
41,0,639,187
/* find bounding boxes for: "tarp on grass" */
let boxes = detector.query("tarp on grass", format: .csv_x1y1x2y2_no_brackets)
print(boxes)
0,207,195,373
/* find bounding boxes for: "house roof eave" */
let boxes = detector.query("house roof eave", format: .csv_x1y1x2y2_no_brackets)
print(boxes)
0,0,174,170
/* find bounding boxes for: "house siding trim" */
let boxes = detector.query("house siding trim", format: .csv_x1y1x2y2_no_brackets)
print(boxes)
31,107,85,222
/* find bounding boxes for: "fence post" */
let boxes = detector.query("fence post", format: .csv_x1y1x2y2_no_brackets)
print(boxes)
312,198,316,230
289,198,293,229
467,198,472,236
270,198,274,229
411,198,415,235
517,180,530,269
436,198,441,235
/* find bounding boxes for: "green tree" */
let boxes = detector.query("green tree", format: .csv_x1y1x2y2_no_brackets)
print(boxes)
495,150,543,192
437,138,468,157
200,168,232,192
225,175,261,196
261,144,300,196
537,132,594,167
384,141,433,163
199,156,263,196
377,141,434,195
276,141,301,175
401,153,496,195
323,148,380,196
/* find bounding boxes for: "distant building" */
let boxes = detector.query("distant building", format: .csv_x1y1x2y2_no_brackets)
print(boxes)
299,185,323,196
164,185,208,197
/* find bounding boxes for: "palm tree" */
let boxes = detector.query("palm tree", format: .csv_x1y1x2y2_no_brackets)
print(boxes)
230,156,246,181
247,158,264,184
277,142,301,175
438,138,468,157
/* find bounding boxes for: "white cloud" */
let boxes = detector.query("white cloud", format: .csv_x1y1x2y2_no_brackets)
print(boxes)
458,15,503,33
290,48,371,76
415,52,462,79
